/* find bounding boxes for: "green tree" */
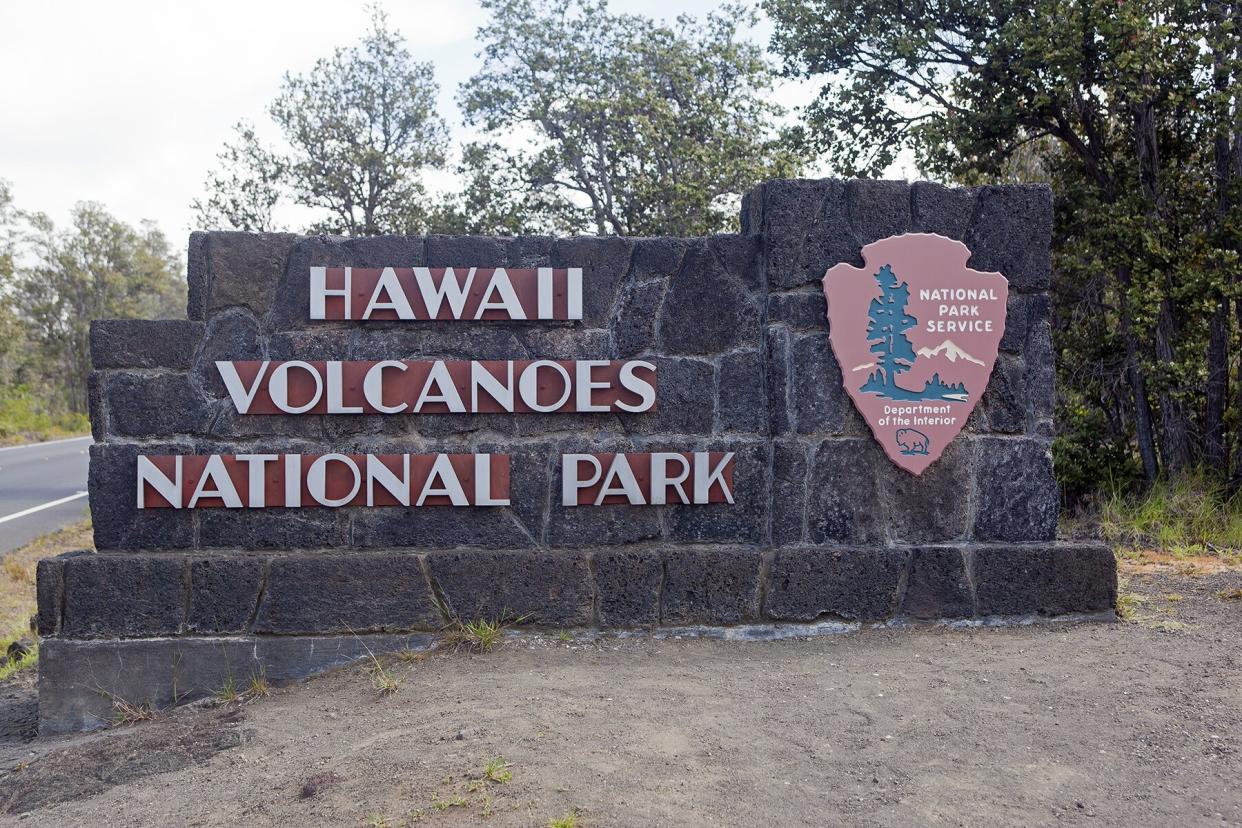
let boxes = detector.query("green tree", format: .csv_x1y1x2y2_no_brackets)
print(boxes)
191,121,286,232
766,0,1241,490
460,0,802,236
193,8,449,235
14,203,183,412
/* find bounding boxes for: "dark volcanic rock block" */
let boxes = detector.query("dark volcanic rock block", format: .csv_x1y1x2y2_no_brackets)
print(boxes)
805,440,885,545
664,441,768,544
910,180,976,240
193,231,300,320
90,442,194,551
880,438,975,544
767,290,827,332
658,237,760,355
744,179,857,289
188,556,267,634
90,320,205,369
198,510,350,550
899,546,974,619
972,438,1059,541
104,372,209,438
62,554,186,638
766,547,909,622
427,549,592,626
36,552,90,637
593,547,663,627
617,356,715,435
846,179,911,247
254,553,440,634
789,332,861,435
717,349,766,434
192,307,264,399
973,543,1116,616
964,185,1053,293
352,506,537,549
660,546,760,625
976,353,1029,433
771,439,808,545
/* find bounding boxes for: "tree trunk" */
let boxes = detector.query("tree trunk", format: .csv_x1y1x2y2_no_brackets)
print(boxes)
1205,298,1229,471
1132,92,1191,475
1208,2,1235,476
1118,265,1160,483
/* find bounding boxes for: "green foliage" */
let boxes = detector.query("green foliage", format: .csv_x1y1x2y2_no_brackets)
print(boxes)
191,121,286,232
766,0,1242,495
194,8,448,235
461,0,802,236
0,183,182,421
1097,473,1242,559
14,202,183,413
1053,398,1141,508
0,387,89,443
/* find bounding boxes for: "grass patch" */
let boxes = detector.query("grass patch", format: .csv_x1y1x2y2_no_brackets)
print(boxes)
549,810,581,828
0,519,92,683
1095,474,1242,562
1218,587,1242,601
480,756,513,784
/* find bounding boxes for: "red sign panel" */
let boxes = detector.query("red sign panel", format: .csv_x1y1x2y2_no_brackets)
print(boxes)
137,453,509,509
823,233,1007,475
216,360,657,415
562,452,735,506
310,266,582,321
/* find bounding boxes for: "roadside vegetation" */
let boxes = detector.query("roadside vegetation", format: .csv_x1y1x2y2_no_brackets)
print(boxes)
0,390,88,445
0,520,92,683
1069,475,1242,566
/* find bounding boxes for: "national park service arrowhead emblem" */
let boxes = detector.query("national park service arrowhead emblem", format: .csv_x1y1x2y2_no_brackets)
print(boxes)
823,234,1008,475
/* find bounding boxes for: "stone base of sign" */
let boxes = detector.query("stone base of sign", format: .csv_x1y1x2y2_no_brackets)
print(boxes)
37,632,437,735
36,541,1114,733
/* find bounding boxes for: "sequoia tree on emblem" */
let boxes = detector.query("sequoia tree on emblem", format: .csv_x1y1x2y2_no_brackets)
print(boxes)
823,233,1008,475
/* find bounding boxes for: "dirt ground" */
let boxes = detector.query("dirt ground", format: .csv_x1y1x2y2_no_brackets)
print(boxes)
0,567,1238,828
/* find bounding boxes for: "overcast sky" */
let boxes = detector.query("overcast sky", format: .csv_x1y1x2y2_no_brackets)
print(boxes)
0,0,848,245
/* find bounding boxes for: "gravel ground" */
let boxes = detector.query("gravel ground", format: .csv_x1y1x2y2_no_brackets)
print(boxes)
0,568,1238,827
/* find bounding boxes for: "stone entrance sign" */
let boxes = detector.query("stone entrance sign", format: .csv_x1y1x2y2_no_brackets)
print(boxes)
37,179,1116,733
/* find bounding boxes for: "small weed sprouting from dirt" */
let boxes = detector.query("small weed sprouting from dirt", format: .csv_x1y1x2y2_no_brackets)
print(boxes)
549,810,581,828
109,697,155,726
431,795,468,811
247,672,270,699
1116,580,1195,632
1219,587,1242,601
443,613,531,653
214,674,241,704
0,640,37,682
214,671,269,704
369,658,400,696
557,629,572,643
1116,588,1144,621
481,756,513,784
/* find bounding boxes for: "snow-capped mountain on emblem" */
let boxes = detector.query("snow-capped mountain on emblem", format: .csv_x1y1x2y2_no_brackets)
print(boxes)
915,339,984,366
822,233,1008,475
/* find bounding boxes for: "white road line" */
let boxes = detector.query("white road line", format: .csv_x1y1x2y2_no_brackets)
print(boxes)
0,491,88,525
0,435,92,453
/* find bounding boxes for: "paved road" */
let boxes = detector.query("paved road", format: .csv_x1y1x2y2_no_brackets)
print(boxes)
0,437,91,556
